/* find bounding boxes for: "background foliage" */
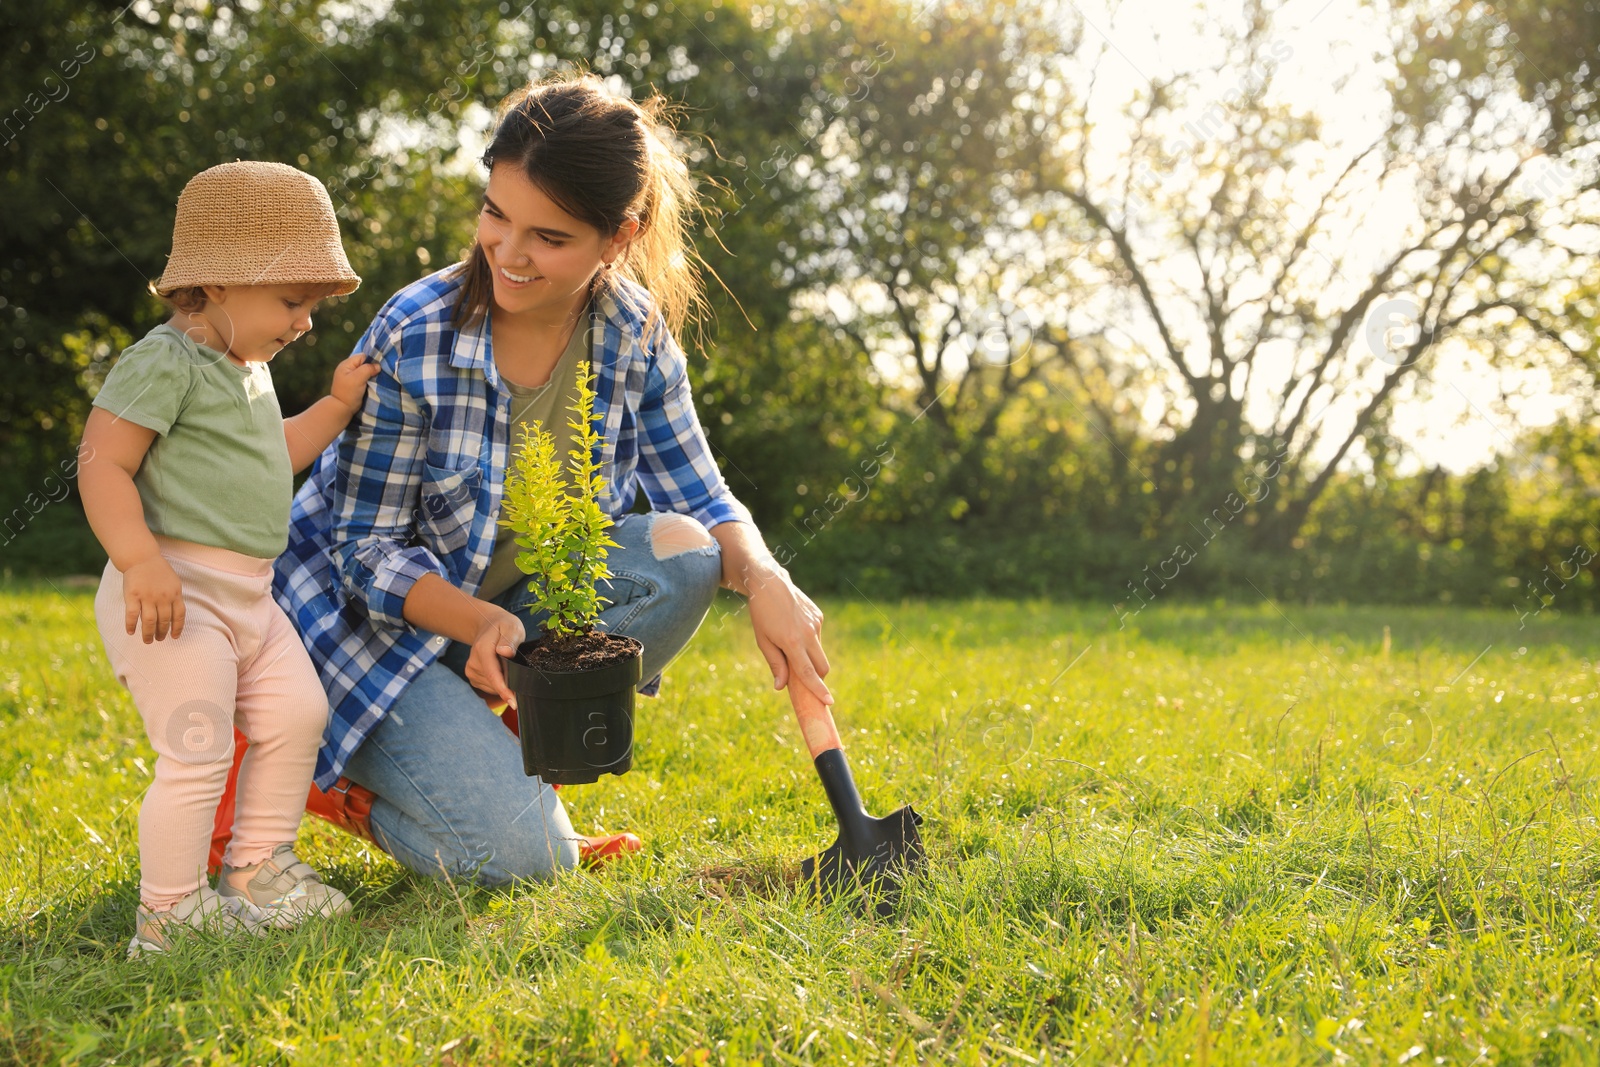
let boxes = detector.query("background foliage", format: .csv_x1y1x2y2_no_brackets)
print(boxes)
1,0,1596,617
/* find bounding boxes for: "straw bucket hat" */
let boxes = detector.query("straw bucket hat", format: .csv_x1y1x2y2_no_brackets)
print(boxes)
155,161,360,295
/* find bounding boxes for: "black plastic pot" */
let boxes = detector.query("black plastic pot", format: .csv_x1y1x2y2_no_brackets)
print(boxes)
502,636,643,784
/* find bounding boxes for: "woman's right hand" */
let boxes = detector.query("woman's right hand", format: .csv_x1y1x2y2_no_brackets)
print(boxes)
465,604,525,710
123,555,185,643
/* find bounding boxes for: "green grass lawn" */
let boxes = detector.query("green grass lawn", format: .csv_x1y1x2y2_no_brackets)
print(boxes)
4,583,1598,1065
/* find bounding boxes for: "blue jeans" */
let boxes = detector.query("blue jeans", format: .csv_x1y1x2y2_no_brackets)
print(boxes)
341,511,722,884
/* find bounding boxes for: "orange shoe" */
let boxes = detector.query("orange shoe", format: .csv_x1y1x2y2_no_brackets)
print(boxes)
578,832,642,867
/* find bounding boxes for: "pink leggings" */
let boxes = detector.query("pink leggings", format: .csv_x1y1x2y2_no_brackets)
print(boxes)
94,537,329,910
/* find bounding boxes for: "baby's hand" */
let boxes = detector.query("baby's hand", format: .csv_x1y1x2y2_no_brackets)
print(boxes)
123,556,185,643
329,352,380,416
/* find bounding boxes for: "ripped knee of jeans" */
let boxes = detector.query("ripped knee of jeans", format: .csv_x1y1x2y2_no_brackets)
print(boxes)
649,512,715,561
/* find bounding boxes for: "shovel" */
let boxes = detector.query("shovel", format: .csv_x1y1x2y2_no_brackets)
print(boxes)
790,684,926,916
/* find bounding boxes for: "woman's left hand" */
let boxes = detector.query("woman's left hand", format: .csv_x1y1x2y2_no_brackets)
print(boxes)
747,570,833,707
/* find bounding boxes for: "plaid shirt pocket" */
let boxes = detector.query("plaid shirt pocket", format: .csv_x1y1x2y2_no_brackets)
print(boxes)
416,461,482,556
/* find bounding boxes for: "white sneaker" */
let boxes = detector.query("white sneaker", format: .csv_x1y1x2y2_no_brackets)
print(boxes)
127,886,263,958
218,844,351,929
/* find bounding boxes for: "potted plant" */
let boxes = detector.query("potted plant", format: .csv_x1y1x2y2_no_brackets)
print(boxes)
497,360,643,784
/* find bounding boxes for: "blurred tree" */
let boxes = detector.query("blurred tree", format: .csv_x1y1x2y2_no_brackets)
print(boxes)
759,0,1126,529
1022,0,1599,551
1381,0,1599,150
1376,0,1600,399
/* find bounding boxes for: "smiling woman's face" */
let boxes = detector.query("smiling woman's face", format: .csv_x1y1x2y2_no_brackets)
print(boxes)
475,163,633,326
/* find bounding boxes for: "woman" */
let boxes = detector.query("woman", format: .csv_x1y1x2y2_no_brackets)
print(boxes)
270,75,834,883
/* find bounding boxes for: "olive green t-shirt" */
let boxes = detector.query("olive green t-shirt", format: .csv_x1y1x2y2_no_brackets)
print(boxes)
91,323,292,560
478,319,588,601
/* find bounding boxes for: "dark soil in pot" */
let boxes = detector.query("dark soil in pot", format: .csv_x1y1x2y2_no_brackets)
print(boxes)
508,629,640,672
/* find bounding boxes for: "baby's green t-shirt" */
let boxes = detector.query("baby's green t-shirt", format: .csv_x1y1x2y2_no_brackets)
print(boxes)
91,323,293,560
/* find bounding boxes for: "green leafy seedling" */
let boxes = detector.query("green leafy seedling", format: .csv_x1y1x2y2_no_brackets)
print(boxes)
498,359,620,645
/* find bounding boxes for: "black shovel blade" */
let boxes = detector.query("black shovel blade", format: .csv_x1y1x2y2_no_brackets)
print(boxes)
800,804,926,917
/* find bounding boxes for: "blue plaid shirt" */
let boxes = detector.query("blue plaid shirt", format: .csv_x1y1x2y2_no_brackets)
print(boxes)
273,267,752,789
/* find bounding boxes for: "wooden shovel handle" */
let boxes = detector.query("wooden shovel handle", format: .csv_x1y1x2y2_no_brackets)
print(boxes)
790,680,842,758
